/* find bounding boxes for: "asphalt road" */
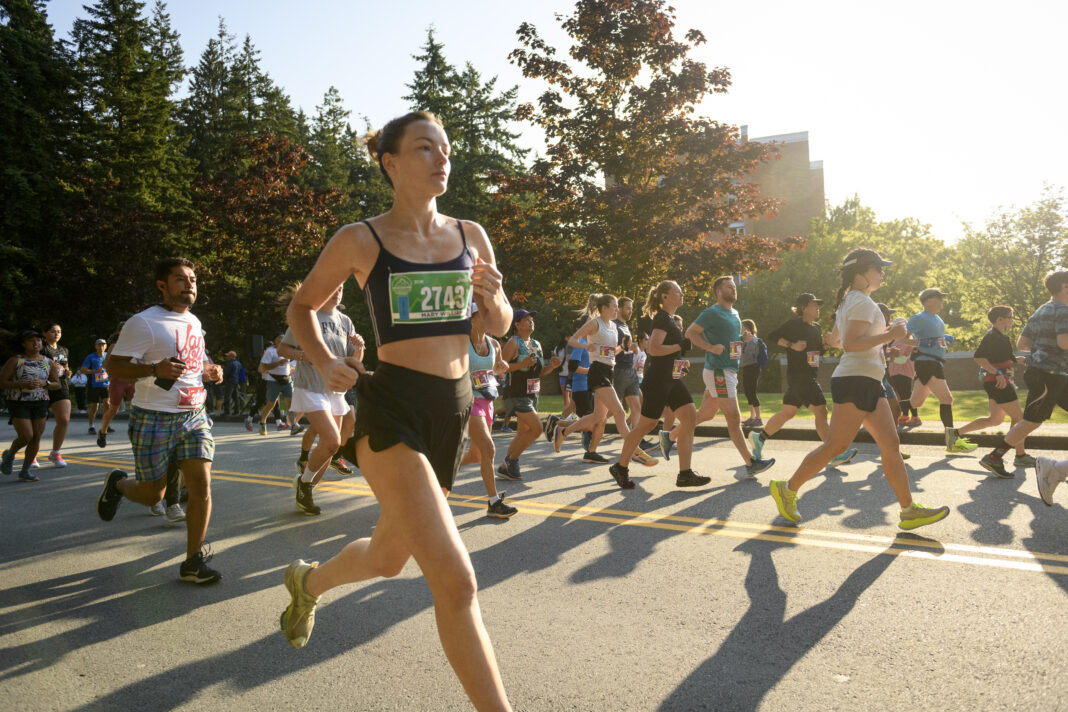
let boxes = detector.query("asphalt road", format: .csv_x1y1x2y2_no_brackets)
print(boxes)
3,419,1068,711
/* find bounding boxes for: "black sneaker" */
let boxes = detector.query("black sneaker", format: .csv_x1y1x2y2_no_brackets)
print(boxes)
676,469,711,487
179,546,222,584
609,463,635,489
294,476,321,515
543,414,559,442
639,438,659,452
980,454,1012,479
582,451,611,464
487,497,518,519
88,426,96,434
96,469,127,521
107,426,115,433
97,432,107,448
496,458,521,481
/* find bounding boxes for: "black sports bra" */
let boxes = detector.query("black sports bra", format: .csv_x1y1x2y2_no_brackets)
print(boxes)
361,219,474,348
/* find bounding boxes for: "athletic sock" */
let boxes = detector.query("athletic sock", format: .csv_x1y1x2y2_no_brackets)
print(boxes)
489,494,502,505
300,449,309,460
899,400,910,414
757,430,773,443
990,440,1012,461
939,404,954,430
910,406,919,417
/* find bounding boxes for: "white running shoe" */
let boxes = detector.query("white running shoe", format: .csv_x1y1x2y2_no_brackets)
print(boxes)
149,501,166,516
49,451,67,468
165,504,187,524
1036,457,1062,507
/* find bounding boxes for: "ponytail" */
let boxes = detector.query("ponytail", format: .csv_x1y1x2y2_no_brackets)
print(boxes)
642,280,678,318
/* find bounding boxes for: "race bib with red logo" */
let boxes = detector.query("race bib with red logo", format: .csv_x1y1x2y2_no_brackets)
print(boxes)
526,378,541,395
672,359,688,380
471,369,495,389
177,386,206,410
729,341,742,360
807,351,820,367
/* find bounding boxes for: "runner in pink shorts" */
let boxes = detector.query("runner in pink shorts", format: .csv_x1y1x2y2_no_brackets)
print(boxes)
460,304,517,518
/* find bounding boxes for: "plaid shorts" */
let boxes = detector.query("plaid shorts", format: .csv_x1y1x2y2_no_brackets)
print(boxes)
128,406,214,482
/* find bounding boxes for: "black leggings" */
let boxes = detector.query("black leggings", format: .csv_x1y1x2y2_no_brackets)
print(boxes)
890,374,917,416
740,364,761,407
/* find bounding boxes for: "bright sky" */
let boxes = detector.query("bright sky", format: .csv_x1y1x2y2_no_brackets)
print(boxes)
45,0,1068,242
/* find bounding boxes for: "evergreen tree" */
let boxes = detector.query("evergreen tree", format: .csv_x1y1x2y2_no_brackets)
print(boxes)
403,27,525,224
0,0,78,326
64,0,193,328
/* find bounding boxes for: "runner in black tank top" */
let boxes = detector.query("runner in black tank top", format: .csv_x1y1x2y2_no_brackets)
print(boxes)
278,112,514,710
496,308,561,481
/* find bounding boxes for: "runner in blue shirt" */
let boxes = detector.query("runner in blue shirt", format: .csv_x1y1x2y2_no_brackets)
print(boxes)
682,275,773,476
906,287,977,453
983,270,1068,480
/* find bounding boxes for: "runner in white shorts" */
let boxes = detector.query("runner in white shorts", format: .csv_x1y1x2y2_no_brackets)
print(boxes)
280,284,363,515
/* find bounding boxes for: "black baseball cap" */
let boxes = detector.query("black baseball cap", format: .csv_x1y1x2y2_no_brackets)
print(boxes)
795,293,823,308
18,329,41,342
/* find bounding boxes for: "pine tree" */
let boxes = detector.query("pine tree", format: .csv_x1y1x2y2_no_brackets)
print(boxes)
64,0,193,327
403,27,525,224
0,0,78,325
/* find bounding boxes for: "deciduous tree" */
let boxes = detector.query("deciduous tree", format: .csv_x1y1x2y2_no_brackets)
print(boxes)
491,0,802,307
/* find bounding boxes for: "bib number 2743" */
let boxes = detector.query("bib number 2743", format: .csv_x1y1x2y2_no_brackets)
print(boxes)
389,270,472,324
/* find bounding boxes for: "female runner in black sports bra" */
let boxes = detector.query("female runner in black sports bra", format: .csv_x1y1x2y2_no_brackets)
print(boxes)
280,111,513,711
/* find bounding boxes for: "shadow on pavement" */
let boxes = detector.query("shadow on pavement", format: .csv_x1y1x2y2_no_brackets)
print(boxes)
657,537,901,711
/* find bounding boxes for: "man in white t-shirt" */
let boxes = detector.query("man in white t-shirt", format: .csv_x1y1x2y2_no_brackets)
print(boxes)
257,333,293,435
95,257,224,585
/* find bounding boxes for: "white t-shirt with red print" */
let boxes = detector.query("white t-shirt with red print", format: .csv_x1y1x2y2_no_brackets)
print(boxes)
111,306,209,413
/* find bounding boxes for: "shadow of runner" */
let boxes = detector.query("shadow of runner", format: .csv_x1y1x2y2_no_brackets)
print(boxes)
657,538,899,712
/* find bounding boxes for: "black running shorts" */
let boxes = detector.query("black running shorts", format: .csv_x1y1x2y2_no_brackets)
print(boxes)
830,375,884,413
914,360,945,385
346,362,472,490
782,378,826,409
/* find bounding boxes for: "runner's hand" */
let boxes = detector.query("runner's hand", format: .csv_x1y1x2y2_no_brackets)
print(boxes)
995,374,1008,389
156,359,187,380
790,341,807,352
324,356,364,391
203,363,223,384
887,322,907,340
549,355,561,369
709,344,725,355
471,257,503,304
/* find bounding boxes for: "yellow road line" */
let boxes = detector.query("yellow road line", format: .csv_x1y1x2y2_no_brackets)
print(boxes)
64,456,1068,576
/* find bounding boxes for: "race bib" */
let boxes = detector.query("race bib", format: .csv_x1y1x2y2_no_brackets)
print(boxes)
807,351,820,367
526,378,541,395
471,369,495,389
389,269,472,324
672,359,688,380
177,386,206,410
937,336,947,349
729,341,742,359
598,345,616,359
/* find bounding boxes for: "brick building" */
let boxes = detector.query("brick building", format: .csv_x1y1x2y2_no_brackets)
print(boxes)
732,126,825,239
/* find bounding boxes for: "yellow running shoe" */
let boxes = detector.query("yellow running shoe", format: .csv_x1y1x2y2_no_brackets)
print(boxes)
280,559,320,649
947,437,978,454
898,502,950,530
769,479,800,523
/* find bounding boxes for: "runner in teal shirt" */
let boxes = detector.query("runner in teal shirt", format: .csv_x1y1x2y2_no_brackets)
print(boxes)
693,304,742,371
682,275,774,476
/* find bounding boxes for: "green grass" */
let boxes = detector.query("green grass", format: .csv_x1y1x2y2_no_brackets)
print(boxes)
528,390,1068,424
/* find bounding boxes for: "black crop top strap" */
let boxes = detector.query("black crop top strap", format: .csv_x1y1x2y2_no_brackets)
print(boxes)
361,219,385,247
361,219,474,348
